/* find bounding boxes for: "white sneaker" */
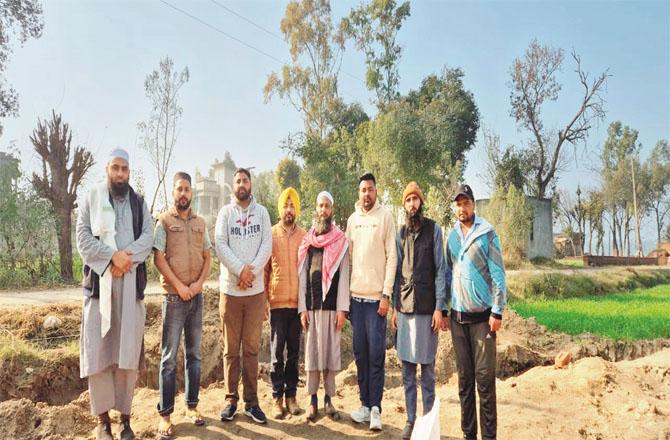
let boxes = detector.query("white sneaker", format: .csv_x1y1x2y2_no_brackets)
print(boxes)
369,406,382,431
350,405,370,423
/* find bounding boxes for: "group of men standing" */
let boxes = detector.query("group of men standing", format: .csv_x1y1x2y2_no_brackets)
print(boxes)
76,148,506,440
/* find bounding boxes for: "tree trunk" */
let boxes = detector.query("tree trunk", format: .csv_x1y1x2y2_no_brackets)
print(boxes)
611,218,619,256
56,207,74,282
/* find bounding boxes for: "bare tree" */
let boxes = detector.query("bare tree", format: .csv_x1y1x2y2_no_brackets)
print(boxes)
30,111,94,281
138,56,189,214
509,40,609,199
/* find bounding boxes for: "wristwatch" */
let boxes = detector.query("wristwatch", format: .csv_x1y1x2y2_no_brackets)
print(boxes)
382,293,391,301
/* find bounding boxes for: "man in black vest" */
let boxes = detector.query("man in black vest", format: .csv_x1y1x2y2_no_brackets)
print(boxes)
76,148,154,440
391,181,449,440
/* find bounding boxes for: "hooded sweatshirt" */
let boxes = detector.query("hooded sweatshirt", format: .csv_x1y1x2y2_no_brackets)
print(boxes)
346,200,397,300
445,215,507,317
215,195,272,297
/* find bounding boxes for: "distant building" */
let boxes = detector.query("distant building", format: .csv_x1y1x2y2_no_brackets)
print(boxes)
476,196,554,259
193,152,237,230
648,242,670,266
554,232,585,257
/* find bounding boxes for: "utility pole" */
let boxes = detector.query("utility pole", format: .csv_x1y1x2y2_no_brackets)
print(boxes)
631,159,643,257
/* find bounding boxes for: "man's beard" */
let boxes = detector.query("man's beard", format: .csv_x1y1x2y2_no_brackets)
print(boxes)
459,212,475,225
314,213,333,235
282,213,295,226
109,179,129,197
175,197,191,211
362,196,374,211
405,205,424,230
235,188,250,201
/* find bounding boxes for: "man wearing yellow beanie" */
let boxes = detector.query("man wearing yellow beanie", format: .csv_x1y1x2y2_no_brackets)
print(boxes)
263,187,306,418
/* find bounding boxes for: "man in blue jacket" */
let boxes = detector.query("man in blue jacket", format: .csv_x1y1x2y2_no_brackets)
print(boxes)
445,183,507,440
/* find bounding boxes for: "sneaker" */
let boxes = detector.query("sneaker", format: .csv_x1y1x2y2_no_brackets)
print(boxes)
350,405,370,423
272,397,285,419
401,420,414,440
369,406,382,431
220,403,237,421
244,405,268,424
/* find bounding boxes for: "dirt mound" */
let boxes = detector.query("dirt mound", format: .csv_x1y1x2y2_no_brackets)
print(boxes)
0,346,85,405
495,349,670,439
0,303,81,344
2,349,669,439
0,393,94,440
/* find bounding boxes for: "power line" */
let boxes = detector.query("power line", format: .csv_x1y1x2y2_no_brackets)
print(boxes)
159,0,286,65
159,0,365,99
209,0,284,41
206,0,366,84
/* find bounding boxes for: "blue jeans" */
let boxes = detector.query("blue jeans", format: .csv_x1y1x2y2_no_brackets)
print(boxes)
350,297,387,411
158,293,203,416
402,361,436,423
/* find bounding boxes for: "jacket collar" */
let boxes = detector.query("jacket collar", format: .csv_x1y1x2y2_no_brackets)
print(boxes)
168,205,196,220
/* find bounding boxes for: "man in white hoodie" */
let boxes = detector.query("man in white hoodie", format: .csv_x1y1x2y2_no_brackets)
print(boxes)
346,172,398,431
215,168,272,425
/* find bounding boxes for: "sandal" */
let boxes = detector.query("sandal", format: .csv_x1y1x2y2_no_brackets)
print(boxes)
186,408,205,426
158,418,175,440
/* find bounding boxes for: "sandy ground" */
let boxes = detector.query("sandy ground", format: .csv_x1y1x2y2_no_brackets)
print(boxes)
1,348,669,440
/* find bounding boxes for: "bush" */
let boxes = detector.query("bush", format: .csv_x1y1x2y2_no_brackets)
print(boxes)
508,267,670,302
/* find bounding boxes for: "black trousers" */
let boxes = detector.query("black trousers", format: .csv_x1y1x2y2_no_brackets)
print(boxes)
450,315,497,440
270,308,301,399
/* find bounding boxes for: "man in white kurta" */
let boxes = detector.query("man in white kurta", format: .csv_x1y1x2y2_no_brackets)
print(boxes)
76,149,153,440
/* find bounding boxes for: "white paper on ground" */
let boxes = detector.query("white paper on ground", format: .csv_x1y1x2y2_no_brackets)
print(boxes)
411,396,440,440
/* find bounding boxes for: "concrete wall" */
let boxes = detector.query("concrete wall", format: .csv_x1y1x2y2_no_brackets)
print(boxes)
476,196,554,260
527,198,553,259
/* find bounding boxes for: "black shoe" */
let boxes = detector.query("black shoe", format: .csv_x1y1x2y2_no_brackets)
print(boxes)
244,405,267,424
220,403,237,421
119,420,135,440
401,420,414,440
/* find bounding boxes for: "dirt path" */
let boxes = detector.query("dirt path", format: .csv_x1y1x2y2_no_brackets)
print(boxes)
0,280,219,306
2,265,664,306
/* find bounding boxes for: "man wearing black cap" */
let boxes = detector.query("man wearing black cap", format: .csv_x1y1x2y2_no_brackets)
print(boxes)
445,183,507,440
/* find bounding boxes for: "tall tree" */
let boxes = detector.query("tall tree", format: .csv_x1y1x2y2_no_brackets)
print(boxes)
509,39,608,199
253,170,279,223
341,0,410,110
275,157,302,192
138,56,189,214
264,0,344,141
362,68,479,203
600,121,640,256
30,111,94,281
555,187,588,255
584,189,605,255
0,0,43,136
647,139,670,247
484,128,529,193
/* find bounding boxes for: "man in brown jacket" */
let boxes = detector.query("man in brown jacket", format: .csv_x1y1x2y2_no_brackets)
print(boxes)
154,172,212,438
264,187,306,419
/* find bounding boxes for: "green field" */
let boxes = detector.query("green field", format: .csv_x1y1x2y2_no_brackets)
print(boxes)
513,284,670,341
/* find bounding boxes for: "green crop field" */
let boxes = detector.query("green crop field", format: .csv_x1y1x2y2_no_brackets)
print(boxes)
513,284,670,341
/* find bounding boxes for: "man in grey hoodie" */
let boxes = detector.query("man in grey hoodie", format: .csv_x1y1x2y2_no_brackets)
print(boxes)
215,168,272,424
